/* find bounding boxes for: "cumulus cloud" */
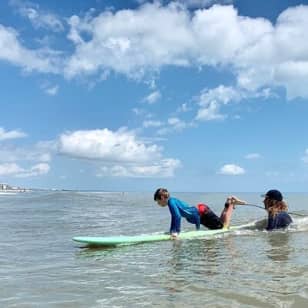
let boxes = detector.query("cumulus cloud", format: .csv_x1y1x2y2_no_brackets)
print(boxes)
176,0,233,9
1,3,308,100
0,127,27,141
218,164,245,175
65,4,271,78
58,128,162,162
58,128,181,177
0,162,50,177
64,3,308,99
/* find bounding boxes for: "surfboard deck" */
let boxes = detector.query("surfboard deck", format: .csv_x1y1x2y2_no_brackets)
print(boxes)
73,223,251,247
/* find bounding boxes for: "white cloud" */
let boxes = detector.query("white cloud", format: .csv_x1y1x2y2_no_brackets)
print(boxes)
10,0,64,32
17,163,50,177
136,0,231,8
26,9,64,32
157,117,190,135
58,128,181,177
65,3,271,78
2,3,308,100
97,158,181,178
195,85,274,121
0,163,23,176
195,85,242,121
168,117,187,130
132,108,145,116
176,0,233,9
176,103,191,113
245,153,261,160
0,127,27,141
0,162,50,177
65,2,194,78
219,164,245,175
0,24,61,73
142,90,161,104
235,5,308,97
0,135,52,178
58,128,162,162
274,61,308,99
0,142,53,163
41,82,59,96
143,120,163,128
64,4,308,99
302,149,308,163
45,85,59,96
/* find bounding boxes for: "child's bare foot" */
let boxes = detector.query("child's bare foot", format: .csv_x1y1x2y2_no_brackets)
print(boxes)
230,196,247,205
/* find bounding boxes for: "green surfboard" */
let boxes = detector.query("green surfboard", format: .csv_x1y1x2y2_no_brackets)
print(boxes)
73,223,252,247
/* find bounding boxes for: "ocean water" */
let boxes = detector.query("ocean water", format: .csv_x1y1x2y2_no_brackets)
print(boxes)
1,191,308,308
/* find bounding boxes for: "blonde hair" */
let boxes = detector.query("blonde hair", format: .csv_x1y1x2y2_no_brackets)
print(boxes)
265,199,288,217
154,188,170,201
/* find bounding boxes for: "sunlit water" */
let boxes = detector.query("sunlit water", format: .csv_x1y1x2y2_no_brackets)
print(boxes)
1,191,308,307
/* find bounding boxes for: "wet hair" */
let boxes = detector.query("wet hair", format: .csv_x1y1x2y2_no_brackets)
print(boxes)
154,188,169,201
265,198,288,217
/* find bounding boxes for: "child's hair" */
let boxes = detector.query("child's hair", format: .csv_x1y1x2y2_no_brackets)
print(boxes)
154,188,170,201
265,199,288,217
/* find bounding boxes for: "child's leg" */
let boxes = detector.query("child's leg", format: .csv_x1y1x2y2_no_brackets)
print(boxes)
220,197,234,228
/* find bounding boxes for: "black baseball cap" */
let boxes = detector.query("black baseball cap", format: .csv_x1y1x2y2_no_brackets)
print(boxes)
261,189,283,201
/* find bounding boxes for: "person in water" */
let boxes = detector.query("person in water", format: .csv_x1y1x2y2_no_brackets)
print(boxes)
154,188,246,238
262,189,292,231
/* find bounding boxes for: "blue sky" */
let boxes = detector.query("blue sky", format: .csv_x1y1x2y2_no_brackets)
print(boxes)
1,0,308,192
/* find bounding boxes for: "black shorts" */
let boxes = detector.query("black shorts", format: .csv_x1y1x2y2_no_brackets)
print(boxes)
200,210,224,230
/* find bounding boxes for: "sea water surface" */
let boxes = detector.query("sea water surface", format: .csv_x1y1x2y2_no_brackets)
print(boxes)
1,191,308,308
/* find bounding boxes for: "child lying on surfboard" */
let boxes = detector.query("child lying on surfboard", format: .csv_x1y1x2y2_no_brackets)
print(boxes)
154,188,246,238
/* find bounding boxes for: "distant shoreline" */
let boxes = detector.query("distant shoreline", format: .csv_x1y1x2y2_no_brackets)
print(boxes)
0,189,29,194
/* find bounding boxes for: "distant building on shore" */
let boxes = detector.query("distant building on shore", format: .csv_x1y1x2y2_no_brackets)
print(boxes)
0,183,26,192
0,183,11,190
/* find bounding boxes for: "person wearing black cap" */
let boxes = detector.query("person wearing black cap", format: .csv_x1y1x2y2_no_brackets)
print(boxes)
262,189,292,230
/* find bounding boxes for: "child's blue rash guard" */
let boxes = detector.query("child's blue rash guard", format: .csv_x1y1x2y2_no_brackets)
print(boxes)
167,197,200,234
267,211,292,231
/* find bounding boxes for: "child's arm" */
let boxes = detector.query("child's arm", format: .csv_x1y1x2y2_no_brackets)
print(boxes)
168,199,181,236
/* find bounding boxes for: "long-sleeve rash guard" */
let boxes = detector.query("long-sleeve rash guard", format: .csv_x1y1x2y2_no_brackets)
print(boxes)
267,211,292,231
167,197,200,234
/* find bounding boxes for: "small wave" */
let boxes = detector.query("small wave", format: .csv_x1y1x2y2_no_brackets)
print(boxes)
289,216,308,232
231,217,308,235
